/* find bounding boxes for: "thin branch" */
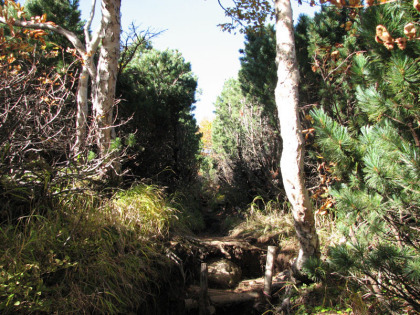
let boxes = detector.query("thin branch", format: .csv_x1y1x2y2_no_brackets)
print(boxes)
0,17,86,56
84,0,97,43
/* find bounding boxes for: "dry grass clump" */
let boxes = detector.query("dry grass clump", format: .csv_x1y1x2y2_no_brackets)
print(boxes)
229,197,296,247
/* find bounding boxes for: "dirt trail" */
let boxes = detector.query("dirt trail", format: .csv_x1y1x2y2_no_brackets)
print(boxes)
169,206,294,314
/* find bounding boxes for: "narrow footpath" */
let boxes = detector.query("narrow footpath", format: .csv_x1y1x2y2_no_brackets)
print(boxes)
168,206,296,314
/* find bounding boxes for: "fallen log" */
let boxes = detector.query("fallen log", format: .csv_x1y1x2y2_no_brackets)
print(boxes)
168,235,267,279
188,286,259,306
185,271,292,314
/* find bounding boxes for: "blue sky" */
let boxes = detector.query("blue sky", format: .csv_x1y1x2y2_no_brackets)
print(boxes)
56,1,319,123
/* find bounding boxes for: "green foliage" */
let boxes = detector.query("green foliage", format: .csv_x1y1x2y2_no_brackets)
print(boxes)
211,25,282,205
328,244,420,311
298,5,363,128
295,14,321,105
24,0,84,67
170,183,206,233
302,257,328,283
238,25,277,118
24,0,84,43
302,1,420,311
311,108,356,177
284,276,357,315
118,47,201,186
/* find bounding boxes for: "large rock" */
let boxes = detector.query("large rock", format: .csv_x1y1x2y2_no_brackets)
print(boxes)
207,258,242,289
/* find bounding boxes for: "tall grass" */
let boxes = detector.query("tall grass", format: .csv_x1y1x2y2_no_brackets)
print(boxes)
0,184,179,314
111,183,178,237
229,196,296,245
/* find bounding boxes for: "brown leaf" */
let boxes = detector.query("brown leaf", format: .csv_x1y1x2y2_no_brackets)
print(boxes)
383,41,394,50
414,0,420,12
376,25,393,43
395,37,407,50
404,22,417,39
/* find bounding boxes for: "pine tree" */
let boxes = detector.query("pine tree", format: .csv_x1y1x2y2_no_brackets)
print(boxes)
24,0,84,44
238,25,277,124
211,26,282,204
118,48,200,185
305,5,362,127
309,1,420,311
295,14,320,106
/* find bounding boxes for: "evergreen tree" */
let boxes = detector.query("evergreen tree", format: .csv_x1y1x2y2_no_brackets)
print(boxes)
118,48,200,186
238,25,277,122
211,26,282,204
305,5,362,127
295,14,320,106
308,1,420,310
24,0,84,48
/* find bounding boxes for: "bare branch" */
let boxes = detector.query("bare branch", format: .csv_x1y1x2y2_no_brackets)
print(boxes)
0,17,87,56
118,24,164,75
84,0,97,43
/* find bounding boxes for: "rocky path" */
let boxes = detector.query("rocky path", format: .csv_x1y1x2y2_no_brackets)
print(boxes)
168,208,295,314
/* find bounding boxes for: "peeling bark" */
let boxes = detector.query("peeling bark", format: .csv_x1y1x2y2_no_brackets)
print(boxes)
74,65,89,154
93,0,121,156
274,0,320,273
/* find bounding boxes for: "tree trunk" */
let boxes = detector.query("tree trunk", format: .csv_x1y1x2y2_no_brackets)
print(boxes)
74,65,89,154
92,0,121,157
274,0,320,273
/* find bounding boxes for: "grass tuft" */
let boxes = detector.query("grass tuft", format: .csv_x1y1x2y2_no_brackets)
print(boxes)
229,196,296,246
110,183,178,238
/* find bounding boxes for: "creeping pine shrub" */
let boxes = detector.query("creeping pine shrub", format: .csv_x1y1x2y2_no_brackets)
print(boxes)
0,185,177,314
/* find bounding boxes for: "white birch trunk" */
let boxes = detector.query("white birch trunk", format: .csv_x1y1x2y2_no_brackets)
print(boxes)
274,0,320,273
74,65,89,154
92,0,121,156
73,0,100,155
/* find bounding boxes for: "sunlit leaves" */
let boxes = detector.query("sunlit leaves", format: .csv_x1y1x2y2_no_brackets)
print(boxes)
217,0,274,33
199,118,213,154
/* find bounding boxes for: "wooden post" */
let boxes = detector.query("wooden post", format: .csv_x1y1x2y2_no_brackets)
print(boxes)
263,246,277,297
199,263,209,315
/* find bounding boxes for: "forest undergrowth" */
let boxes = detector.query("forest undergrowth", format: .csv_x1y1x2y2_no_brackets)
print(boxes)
0,184,192,314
